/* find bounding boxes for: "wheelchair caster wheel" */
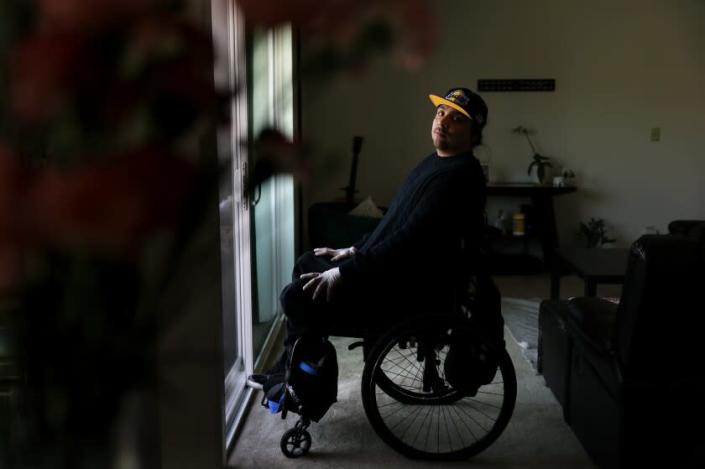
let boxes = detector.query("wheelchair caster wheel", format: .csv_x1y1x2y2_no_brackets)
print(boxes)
280,427,311,458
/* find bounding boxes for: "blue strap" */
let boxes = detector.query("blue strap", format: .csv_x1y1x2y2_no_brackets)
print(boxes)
267,399,280,414
267,391,286,414
298,361,318,376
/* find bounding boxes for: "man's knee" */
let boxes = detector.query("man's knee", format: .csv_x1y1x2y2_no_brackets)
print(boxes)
280,280,309,314
293,250,340,280
296,251,317,265
292,251,318,279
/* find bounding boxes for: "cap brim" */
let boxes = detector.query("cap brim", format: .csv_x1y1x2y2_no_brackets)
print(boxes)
429,95,472,120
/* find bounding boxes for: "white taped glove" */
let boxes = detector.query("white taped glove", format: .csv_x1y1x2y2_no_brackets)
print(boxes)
313,246,356,262
300,267,342,302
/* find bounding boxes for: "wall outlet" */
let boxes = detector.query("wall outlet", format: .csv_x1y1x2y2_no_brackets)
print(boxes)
650,127,661,142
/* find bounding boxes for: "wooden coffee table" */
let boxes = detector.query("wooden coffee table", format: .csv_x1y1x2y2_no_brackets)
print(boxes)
550,247,630,299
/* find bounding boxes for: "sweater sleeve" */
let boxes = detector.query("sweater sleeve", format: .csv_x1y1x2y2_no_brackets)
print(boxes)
352,233,370,250
339,166,484,282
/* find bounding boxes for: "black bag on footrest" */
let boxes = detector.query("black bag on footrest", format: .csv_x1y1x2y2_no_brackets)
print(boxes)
261,335,338,422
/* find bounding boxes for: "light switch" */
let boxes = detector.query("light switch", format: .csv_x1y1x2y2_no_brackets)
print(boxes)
650,127,661,142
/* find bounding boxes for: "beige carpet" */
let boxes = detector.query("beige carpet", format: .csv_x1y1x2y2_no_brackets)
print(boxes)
502,298,541,370
228,328,595,468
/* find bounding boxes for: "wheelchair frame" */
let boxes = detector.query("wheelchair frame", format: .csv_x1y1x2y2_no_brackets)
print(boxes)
279,310,517,460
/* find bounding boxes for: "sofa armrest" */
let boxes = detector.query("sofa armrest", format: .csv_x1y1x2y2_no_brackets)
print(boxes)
565,297,618,353
564,297,625,396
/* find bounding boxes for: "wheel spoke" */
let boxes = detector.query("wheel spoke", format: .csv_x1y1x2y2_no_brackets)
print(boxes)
380,399,410,420
450,402,479,442
382,350,425,389
379,366,420,385
441,404,454,452
455,398,496,433
383,351,422,380
388,400,424,433
423,404,435,452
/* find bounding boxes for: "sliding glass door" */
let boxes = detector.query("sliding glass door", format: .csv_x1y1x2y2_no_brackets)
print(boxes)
248,25,296,363
212,0,253,449
213,0,297,451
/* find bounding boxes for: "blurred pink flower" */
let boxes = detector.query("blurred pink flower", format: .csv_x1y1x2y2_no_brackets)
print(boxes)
13,5,215,127
11,31,86,122
392,0,437,69
37,0,157,31
236,0,436,68
126,16,216,109
0,145,199,288
26,147,198,254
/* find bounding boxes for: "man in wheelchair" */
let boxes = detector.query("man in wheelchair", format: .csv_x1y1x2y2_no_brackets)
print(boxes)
248,86,504,390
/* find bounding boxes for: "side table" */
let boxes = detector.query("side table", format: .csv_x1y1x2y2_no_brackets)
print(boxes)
487,183,576,273
551,247,629,299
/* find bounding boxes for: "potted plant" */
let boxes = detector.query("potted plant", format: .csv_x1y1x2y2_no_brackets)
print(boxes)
578,218,617,248
513,126,553,184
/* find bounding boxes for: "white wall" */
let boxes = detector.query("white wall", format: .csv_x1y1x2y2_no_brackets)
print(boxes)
301,0,705,248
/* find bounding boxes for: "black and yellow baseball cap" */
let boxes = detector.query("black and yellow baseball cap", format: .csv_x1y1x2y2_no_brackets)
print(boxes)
429,87,488,127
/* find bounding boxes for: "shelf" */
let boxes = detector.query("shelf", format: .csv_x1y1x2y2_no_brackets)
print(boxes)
486,184,577,275
487,183,577,197
488,253,544,275
492,233,538,242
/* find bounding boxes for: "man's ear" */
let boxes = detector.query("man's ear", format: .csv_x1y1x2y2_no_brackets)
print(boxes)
470,121,484,147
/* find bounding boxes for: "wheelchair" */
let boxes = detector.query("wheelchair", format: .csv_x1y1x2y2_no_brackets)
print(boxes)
282,293,517,461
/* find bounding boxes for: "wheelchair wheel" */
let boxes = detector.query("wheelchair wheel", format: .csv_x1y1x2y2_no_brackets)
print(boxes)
280,427,312,458
361,316,517,460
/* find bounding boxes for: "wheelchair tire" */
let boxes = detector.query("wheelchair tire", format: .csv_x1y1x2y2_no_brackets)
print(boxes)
280,427,311,458
361,315,517,460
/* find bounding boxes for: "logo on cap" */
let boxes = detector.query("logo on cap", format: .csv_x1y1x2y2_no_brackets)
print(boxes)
445,89,470,106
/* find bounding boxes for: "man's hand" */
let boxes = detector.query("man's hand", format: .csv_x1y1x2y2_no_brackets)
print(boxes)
300,267,342,302
313,246,356,262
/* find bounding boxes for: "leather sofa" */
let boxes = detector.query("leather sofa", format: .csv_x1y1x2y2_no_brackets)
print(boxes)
537,298,572,417
538,224,705,468
667,219,705,240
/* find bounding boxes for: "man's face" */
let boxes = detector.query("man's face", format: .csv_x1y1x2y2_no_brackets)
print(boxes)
431,104,473,157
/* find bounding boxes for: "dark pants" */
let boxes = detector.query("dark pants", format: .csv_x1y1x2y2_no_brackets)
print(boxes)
280,252,445,346
280,252,504,346
281,252,334,345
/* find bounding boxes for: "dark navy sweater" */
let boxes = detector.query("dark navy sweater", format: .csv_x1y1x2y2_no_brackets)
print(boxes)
339,151,486,300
